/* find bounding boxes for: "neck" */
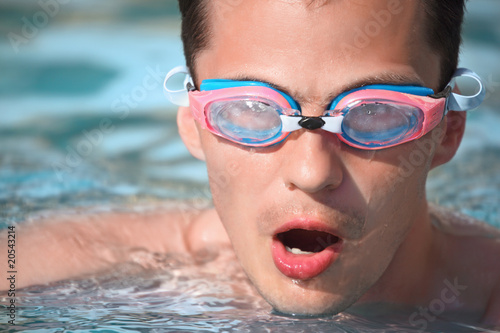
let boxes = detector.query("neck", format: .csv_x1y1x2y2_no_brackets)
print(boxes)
357,200,439,304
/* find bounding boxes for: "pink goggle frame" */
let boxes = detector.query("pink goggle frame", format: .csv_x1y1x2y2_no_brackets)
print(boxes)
164,67,485,149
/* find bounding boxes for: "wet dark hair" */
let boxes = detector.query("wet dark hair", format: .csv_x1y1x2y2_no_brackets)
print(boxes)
177,0,466,90
178,0,209,87
421,0,467,89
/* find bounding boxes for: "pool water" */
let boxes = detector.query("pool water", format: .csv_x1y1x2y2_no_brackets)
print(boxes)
1,0,499,331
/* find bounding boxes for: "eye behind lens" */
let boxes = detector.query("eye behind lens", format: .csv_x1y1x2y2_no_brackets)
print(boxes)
207,98,284,144
341,101,423,147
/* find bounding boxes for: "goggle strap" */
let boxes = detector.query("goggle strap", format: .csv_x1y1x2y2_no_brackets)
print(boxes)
280,115,344,133
446,68,485,112
163,65,193,107
164,66,485,114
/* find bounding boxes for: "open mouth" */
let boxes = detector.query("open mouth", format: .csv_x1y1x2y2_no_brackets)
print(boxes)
272,226,343,280
276,229,340,254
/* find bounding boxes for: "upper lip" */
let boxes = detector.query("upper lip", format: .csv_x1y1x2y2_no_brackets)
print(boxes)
273,218,342,239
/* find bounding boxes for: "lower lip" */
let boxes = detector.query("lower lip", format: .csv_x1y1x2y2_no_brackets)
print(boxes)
271,238,342,280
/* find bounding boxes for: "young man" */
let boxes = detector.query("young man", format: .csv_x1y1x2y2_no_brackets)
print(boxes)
1,0,499,327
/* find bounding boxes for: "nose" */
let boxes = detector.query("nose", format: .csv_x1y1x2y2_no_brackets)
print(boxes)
281,129,344,193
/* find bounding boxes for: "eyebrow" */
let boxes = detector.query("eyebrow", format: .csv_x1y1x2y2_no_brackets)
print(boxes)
224,72,426,106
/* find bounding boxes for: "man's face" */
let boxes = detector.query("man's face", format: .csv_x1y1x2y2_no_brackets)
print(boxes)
192,0,443,315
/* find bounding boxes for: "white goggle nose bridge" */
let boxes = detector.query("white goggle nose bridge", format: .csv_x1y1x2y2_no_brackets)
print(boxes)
280,115,344,134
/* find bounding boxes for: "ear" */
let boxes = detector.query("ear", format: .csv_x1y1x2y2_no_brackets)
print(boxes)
177,106,206,161
430,110,466,169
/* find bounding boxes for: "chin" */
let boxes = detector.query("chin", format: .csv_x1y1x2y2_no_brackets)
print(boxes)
255,280,361,317
268,296,354,317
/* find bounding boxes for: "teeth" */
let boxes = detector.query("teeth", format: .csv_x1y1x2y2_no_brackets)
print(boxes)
285,246,314,255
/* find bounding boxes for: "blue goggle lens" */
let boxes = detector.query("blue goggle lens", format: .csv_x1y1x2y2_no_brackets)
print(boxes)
205,97,425,148
340,100,423,147
207,98,284,144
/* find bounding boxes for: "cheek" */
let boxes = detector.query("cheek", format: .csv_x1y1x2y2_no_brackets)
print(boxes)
200,134,271,217
201,132,282,197
200,132,240,186
340,148,432,270
351,144,432,202
342,144,432,232
204,149,242,203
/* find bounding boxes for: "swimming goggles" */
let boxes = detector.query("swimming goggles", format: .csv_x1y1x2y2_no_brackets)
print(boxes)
164,66,485,149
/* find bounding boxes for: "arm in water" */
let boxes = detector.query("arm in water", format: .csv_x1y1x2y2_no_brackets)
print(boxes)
0,208,229,290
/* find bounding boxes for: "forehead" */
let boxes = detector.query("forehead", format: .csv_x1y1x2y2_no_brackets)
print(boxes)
198,0,440,98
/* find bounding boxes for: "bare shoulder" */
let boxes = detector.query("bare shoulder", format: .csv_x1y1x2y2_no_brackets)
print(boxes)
429,203,500,238
429,203,500,324
185,208,231,254
430,203,500,271
0,205,227,290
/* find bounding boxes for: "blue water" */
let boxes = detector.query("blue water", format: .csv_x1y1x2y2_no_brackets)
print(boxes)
0,0,499,331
